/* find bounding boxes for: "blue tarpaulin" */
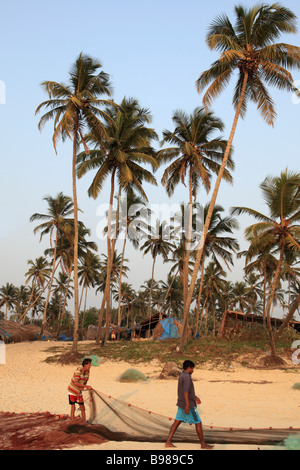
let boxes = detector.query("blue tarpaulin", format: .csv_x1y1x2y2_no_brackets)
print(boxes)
157,317,180,340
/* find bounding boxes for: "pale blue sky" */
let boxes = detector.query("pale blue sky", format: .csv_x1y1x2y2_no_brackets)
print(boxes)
0,0,299,316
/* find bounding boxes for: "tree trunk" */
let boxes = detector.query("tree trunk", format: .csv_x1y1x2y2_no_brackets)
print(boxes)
56,267,72,338
117,233,128,340
40,227,58,339
148,248,157,317
182,168,194,345
274,292,300,341
193,251,205,337
179,71,249,353
95,169,116,346
265,242,285,357
72,125,80,354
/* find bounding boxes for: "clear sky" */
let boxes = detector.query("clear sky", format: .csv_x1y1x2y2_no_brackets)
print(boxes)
0,0,299,316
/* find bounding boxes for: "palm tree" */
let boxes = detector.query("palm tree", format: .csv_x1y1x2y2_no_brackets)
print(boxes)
141,219,175,317
106,190,150,338
183,3,300,352
159,108,234,313
231,169,300,359
113,282,136,329
193,204,239,337
0,283,17,320
96,249,130,343
280,250,300,310
36,53,114,353
244,272,263,314
22,256,51,323
14,286,31,322
49,222,97,337
159,274,183,318
238,234,278,322
30,193,74,336
78,251,101,310
77,97,158,345
201,262,227,334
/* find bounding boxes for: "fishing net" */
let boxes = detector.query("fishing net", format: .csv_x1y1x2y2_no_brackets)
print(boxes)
283,434,300,450
0,411,107,450
118,369,148,382
70,389,300,446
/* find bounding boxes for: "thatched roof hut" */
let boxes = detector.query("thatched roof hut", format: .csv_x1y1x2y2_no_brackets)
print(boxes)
0,320,52,343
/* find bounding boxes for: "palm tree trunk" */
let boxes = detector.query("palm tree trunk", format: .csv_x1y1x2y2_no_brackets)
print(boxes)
72,124,80,354
179,71,249,353
160,267,180,317
274,292,300,340
262,266,267,326
20,265,58,325
265,242,285,358
21,279,37,324
40,227,58,338
117,233,128,340
56,267,72,338
148,248,157,317
194,252,205,337
96,169,116,346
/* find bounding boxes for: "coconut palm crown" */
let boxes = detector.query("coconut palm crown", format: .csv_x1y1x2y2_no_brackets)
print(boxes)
196,3,300,125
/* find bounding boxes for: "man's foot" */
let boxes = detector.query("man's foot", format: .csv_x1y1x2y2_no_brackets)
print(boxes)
165,442,176,448
201,443,214,450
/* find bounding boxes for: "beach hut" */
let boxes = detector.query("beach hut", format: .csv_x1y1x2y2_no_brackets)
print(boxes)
138,312,168,338
218,310,300,337
153,317,193,340
0,320,52,343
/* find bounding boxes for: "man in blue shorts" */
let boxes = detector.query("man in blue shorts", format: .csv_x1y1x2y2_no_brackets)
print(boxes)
165,359,213,449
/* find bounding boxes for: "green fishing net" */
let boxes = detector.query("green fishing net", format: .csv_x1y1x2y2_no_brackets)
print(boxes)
284,434,300,450
118,369,148,382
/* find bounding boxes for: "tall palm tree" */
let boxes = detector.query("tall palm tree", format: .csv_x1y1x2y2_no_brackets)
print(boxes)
36,53,113,353
231,169,300,358
77,97,158,344
159,108,233,313
30,193,74,336
182,3,300,352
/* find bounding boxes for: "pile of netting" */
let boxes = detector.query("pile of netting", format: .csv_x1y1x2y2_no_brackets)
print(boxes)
76,389,300,446
0,411,107,450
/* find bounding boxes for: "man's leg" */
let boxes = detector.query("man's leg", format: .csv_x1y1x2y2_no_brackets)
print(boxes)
165,420,181,447
70,404,75,420
195,423,214,449
79,404,86,423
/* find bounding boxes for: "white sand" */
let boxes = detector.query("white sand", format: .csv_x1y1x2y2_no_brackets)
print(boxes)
0,340,299,451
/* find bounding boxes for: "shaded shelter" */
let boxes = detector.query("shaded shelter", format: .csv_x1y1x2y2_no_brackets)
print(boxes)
218,310,300,337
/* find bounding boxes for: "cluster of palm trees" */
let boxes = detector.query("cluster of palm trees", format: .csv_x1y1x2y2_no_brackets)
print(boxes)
1,4,300,360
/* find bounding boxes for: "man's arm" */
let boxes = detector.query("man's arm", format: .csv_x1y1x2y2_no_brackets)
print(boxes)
73,378,93,391
184,391,190,414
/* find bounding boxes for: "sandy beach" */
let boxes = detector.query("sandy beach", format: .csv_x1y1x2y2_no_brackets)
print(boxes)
0,340,299,451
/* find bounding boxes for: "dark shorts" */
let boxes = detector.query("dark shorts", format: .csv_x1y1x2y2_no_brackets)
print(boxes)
68,394,84,405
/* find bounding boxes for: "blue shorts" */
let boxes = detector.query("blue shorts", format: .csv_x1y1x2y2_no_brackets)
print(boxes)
175,407,201,424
